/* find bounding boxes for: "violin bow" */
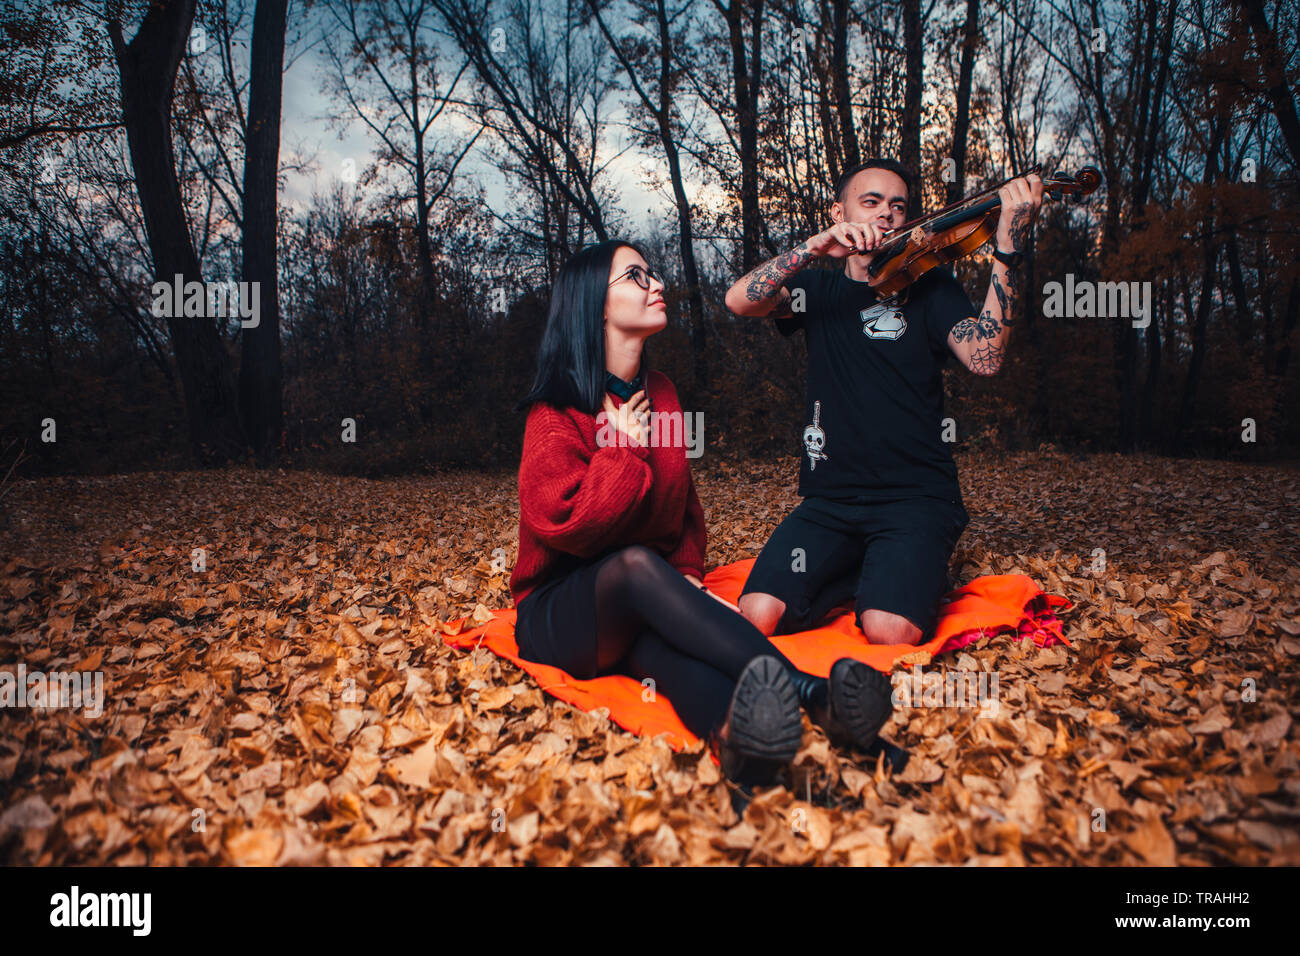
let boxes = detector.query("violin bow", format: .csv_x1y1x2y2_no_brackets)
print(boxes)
871,162,1047,254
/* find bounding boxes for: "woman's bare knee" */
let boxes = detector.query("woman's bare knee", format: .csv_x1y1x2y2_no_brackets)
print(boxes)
739,592,785,636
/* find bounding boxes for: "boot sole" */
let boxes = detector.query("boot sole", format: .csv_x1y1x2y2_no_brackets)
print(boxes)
827,658,895,752
723,656,803,784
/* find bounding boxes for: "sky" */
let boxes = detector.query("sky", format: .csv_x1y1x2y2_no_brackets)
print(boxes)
272,3,672,233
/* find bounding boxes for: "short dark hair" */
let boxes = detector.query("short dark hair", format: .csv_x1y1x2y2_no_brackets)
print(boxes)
834,158,916,207
516,239,649,416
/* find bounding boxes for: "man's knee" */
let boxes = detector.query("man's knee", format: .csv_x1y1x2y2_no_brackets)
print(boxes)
859,608,923,646
739,592,785,636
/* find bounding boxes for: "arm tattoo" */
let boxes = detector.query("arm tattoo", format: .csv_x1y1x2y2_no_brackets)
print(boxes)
951,310,1001,343
992,270,1018,328
1009,208,1033,253
951,306,1006,375
741,243,817,302
759,295,796,320
968,341,1005,375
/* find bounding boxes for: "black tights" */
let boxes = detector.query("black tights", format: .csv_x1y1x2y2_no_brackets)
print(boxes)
592,545,806,739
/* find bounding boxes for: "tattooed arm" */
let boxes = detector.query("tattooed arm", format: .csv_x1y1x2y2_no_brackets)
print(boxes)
723,220,888,318
948,265,1019,376
723,242,818,319
947,173,1043,376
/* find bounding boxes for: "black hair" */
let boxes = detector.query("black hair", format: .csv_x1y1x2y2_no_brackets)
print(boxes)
515,239,649,416
834,158,917,207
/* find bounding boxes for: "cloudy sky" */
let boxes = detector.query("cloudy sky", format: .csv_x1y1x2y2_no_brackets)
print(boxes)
269,2,672,232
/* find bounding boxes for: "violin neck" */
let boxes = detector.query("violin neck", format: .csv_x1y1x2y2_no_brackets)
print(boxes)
927,194,1001,234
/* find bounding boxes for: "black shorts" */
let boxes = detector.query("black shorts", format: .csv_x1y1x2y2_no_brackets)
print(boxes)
514,552,621,681
739,494,969,639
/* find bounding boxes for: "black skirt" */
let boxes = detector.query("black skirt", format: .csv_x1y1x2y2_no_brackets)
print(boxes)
514,551,622,680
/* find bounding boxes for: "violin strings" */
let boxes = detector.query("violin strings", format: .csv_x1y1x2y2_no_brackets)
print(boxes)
869,163,1072,257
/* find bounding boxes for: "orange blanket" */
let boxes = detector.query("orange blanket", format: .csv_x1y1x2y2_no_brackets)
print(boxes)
442,558,1071,750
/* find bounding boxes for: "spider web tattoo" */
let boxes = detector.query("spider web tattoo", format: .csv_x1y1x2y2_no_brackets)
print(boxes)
968,341,1004,374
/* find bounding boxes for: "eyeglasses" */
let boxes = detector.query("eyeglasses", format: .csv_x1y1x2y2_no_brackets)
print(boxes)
608,264,663,290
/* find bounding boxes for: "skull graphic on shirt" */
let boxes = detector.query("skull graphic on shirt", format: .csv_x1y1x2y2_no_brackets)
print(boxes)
803,400,828,470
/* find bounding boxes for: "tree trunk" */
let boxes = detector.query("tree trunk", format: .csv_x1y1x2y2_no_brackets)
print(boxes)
1274,277,1299,377
830,0,858,174
1224,235,1253,347
412,47,438,425
108,0,247,464
724,0,764,271
654,0,707,395
1139,289,1162,444
947,0,979,206
1176,234,1221,449
239,0,289,464
1175,115,1226,449
900,0,923,219
1131,0,1176,447
36,227,55,386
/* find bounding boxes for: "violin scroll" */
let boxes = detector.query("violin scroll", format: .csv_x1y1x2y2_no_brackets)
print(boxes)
1046,166,1103,203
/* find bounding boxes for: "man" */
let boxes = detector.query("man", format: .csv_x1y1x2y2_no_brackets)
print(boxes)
725,158,1042,645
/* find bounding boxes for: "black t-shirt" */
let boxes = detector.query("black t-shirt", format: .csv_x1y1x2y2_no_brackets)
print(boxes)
775,265,976,505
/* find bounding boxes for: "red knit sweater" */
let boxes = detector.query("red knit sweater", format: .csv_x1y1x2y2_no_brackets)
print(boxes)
511,369,706,605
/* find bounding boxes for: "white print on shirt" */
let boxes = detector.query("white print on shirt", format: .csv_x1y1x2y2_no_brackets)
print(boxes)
860,298,907,340
803,400,828,471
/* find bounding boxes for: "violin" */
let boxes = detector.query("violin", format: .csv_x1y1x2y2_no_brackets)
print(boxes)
863,163,1103,297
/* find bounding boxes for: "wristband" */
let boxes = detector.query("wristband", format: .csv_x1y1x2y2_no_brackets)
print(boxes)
992,247,1024,269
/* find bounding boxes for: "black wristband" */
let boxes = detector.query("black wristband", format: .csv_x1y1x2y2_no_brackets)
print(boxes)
993,247,1024,269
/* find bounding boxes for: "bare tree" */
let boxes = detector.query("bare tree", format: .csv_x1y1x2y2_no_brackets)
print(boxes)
319,0,482,417
107,0,247,462
584,0,709,391
1233,0,1300,168
949,0,980,206
431,0,616,278
239,0,290,461
700,0,766,271
900,0,923,219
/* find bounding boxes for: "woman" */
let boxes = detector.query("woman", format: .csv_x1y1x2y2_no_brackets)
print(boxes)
510,240,893,785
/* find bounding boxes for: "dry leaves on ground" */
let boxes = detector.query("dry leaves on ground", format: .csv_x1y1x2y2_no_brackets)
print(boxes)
0,449,1297,865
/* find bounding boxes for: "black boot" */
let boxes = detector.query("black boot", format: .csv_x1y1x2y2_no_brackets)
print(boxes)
785,666,831,726
788,658,894,753
708,656,803,786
